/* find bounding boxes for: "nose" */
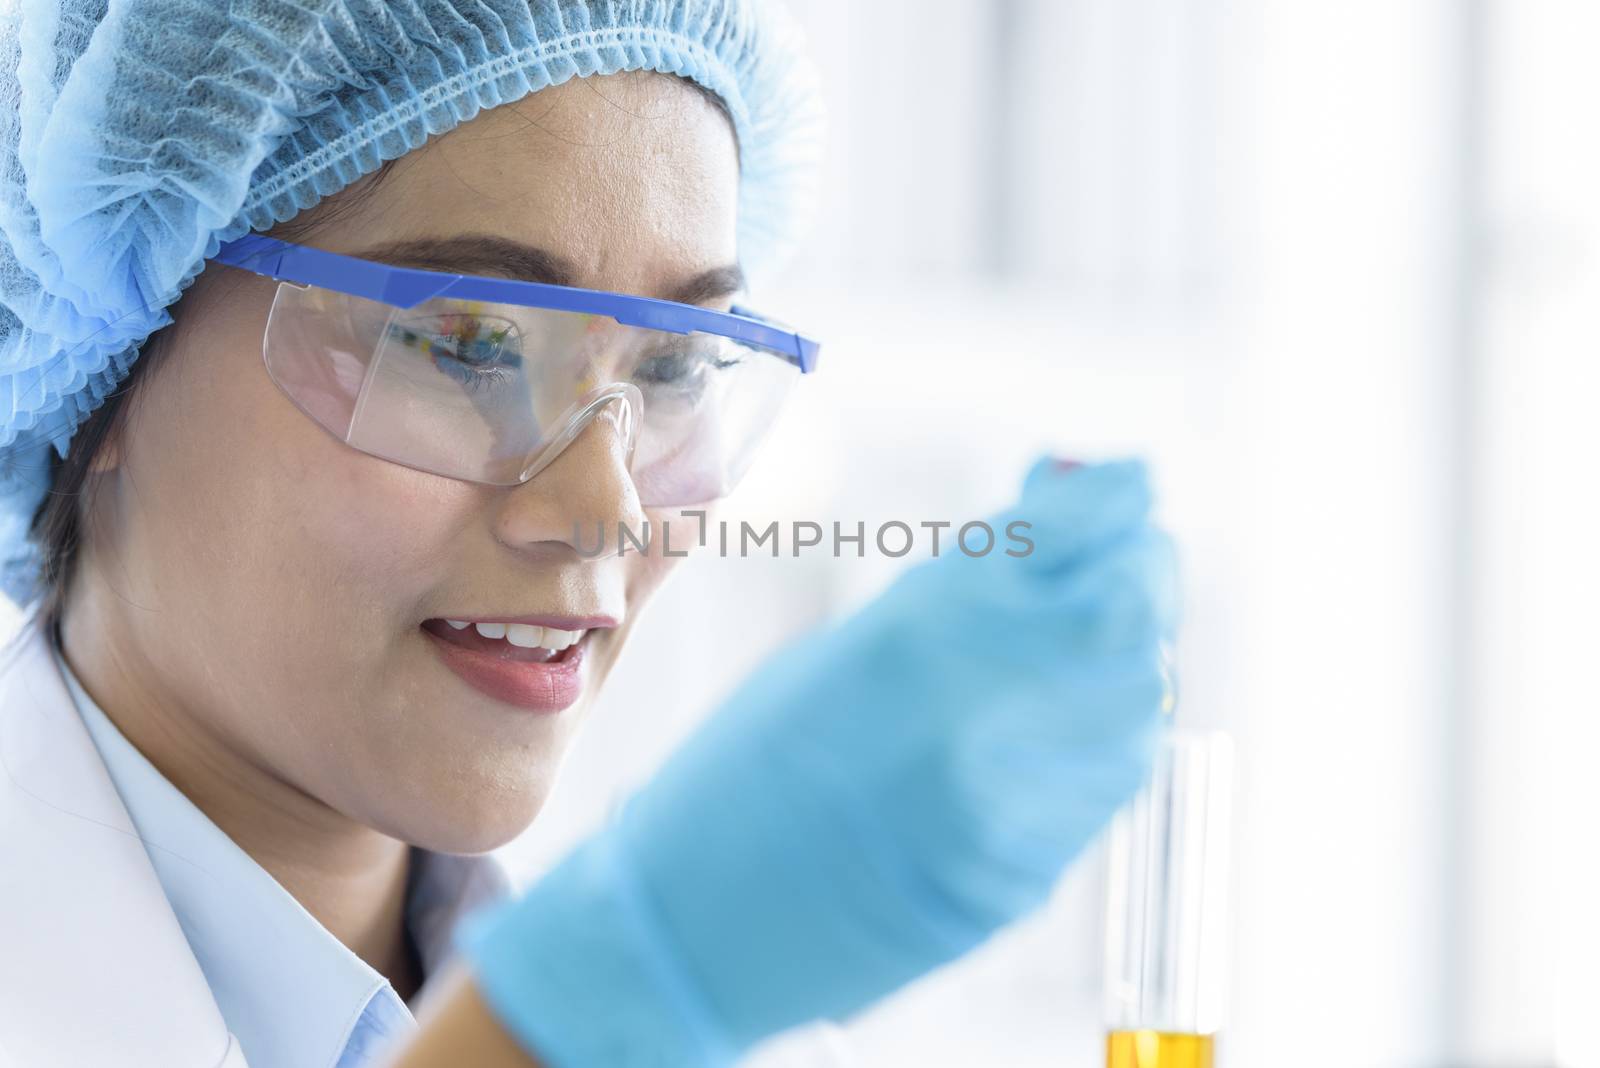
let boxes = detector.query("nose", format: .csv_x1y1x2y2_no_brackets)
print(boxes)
492,398,648,560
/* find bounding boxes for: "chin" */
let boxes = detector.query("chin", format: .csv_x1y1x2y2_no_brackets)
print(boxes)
356,762,558,855
400,794,550,855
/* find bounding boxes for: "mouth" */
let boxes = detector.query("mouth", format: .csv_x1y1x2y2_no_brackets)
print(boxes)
420,615,614,713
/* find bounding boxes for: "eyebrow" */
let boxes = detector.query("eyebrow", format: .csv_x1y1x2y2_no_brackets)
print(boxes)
354,234,747,306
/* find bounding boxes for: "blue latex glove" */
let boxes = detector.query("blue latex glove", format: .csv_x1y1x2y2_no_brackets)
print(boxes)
460,458,1177,1066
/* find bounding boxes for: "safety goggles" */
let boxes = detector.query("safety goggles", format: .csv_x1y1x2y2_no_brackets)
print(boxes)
212,235,820,507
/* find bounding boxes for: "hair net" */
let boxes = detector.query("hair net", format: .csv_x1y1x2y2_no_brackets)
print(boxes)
0,0,824,605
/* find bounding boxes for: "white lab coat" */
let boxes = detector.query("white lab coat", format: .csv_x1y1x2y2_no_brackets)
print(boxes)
0,612,251,1068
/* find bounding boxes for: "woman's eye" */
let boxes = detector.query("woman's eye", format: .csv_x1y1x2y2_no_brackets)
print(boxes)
392,316,524,391
633,349,742,390
434,334,517,369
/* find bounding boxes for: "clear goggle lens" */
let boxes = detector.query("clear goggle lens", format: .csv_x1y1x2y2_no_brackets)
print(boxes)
263,283,801,506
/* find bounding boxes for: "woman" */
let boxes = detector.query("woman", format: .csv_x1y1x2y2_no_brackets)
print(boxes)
0,3,1175,1067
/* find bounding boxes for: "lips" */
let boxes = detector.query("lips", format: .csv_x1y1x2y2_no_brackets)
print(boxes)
422,617,601,713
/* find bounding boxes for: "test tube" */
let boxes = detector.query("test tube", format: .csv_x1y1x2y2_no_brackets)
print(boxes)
1103,728,1233,1067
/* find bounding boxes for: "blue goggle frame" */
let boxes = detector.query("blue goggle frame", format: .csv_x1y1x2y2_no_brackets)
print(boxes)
213,234,821,374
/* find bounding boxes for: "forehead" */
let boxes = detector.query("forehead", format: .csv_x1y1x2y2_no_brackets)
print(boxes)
300,71,741,298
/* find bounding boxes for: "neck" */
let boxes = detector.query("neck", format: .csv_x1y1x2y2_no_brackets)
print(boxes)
56,603,424,1001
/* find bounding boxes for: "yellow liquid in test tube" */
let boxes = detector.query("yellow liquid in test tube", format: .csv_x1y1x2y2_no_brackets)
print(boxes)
1105,1030,1214,1068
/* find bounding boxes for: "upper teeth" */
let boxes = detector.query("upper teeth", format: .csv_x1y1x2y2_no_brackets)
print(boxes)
446,620,583,652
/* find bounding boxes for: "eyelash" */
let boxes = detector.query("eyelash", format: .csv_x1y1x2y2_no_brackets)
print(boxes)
392,319,522,393
436,359,517,393
633,350,743,389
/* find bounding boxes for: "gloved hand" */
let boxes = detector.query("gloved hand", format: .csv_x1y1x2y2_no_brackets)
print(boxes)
459,458,1178,1066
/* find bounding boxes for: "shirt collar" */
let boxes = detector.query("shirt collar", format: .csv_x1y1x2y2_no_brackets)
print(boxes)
55,644,514,1068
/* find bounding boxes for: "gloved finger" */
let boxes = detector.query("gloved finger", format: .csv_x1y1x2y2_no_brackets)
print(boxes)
926,525,1177,660
879,457,1156,613
1010,457,1155,574
1035,527,1180,653
956,713,1163,855
1035,645,1170,741
913,697,1165,927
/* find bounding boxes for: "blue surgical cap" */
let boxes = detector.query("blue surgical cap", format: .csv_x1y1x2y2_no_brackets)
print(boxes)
0,0,824,605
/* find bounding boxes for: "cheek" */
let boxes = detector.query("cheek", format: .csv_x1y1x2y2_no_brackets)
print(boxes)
237,404,464,604
582,505,698,683
286,441,476,599
630,504,701,595
128,340,482,679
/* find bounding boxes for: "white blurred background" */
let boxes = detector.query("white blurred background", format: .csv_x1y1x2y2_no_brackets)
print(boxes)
503,2,1600,1065
4,1,1593,1066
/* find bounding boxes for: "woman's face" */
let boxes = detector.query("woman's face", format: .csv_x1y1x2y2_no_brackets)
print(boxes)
71,72,741,852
